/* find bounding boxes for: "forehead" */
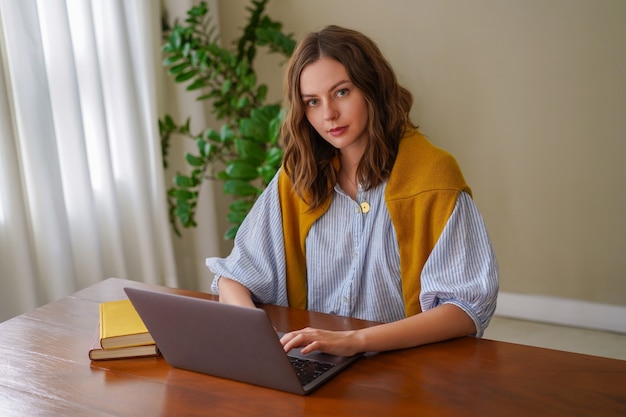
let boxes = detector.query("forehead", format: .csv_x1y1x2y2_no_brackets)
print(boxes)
299,57,350,94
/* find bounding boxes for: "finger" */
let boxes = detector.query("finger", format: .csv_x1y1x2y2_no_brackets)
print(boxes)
282,333,310,352
279,332,293,346
279,328,313,346
299,340,321,354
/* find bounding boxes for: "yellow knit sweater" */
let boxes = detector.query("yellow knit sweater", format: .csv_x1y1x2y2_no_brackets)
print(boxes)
278,128,471,317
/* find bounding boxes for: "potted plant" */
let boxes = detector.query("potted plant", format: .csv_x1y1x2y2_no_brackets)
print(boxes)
159,0,295,238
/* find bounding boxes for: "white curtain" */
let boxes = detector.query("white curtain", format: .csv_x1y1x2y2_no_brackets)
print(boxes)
0,0,178,322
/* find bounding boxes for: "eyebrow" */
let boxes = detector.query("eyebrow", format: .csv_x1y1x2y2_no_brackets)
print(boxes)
301,79,351,99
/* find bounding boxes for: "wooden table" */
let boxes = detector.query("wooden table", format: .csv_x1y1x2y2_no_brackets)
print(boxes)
0,278,624,416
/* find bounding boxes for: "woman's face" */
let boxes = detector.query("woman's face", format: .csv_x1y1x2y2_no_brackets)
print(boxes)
299,57,369,157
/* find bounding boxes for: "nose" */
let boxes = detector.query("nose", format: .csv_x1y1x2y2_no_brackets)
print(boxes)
323,101,338,121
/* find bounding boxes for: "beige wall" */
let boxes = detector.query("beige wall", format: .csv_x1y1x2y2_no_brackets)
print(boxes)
216,0,626,308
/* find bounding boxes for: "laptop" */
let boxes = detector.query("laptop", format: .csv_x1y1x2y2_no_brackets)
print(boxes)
123,287,363,395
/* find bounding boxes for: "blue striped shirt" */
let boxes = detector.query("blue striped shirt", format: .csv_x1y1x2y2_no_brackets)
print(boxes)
207,172,498,336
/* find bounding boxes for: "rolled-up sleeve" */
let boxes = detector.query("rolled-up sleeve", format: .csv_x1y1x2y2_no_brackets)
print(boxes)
206,174,289,306
419,192,499,337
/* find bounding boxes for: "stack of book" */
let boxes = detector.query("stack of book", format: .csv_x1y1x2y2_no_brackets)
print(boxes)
88,299,159,361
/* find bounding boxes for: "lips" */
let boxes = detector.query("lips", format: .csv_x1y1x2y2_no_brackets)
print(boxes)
328,126,347,137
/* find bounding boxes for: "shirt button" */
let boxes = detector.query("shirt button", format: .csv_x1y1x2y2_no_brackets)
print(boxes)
343,296,349,303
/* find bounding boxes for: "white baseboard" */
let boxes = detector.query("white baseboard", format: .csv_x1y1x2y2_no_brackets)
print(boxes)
495,292,626,334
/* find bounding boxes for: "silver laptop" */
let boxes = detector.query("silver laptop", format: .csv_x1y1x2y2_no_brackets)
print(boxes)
124,287,362,395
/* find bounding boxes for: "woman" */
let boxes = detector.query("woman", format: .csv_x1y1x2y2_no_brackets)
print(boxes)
206,25,498,357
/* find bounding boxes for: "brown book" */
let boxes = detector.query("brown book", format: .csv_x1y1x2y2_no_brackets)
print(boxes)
88,325,159,361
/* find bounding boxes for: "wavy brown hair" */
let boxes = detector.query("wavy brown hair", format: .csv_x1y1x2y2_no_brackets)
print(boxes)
281,25,414,209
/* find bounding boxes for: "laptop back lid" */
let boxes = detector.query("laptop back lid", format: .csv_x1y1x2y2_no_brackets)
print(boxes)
123,287,359,395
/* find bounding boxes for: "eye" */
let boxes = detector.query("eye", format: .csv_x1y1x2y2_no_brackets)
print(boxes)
305,98,319,107
335,88,349,98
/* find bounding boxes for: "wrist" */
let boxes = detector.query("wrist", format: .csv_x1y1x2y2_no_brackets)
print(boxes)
351,329,369,354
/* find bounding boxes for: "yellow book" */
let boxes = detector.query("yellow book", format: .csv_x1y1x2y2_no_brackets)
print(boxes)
99,299,155,349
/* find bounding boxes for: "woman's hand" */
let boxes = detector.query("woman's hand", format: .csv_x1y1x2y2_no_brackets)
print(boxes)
280,327,365,357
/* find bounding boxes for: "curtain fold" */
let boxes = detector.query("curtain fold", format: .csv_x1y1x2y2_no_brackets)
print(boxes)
0,0,178,322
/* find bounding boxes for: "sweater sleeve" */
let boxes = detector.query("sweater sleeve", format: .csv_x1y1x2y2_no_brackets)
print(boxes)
419,192,499,337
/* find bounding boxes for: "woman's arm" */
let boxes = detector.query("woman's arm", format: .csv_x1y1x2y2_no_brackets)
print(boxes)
280,303,475,356
217,277,256,308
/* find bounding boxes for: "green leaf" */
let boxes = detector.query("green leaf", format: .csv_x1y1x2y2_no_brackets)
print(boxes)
256,84,267,102
229,198,254,213
182,41,192,57
188,1,208,17
174,174,195,188
186,78,207,91
239,118,265,142
172,189,195,200
168,62,189,75
258,164,278,185
265,146,283,166
224,225,239,240
223,179,258,197
220,124,235,143
182,117,191,132
242,72,257,89
235,96,249,110
204,128,221,142
197,138,215,158
162,56,181,66
164,114,176,130
235,59,249,77
185,153,205,167
175,69,197,82
227,210,248,224
268,115,282,144
221,79,232,95
190,168,204,182
234,138,265,165
175,205,196,227
196,137,207,153
239,104,281,142
225,161,258,180
170,30,182,49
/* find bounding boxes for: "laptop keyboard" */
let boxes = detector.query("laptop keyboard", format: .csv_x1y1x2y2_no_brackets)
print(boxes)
289,357,335,386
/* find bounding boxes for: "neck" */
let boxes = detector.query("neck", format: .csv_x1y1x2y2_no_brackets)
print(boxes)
339,166,359,200
339,148,364,200
339,155,359,179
